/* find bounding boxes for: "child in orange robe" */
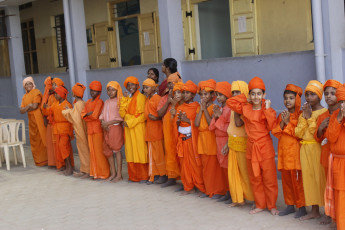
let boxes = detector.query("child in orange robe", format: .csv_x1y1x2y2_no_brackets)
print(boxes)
49,86,74,175
195,79,227,199
272,84,307,218
227,76,279,215
325,85,345,230
209,81,232,202
176,80,206,196
81,81,110,179
143,78,166,184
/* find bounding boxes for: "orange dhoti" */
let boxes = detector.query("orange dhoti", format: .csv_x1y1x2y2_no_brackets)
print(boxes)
127,162,149,182
54,134,74,169
148,140,166,182
281,169,305,208
201,155,227,197
88,133,110,179
177,134,205,193
46,124,56,166
103,124,124,156
247,157,278,210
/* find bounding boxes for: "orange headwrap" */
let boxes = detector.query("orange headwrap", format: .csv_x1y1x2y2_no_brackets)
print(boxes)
107,81,123,108
72,83,86,98
215,82,232,98
167,72,182,83
336,85,345,102
41,76,52,107
22,76,36,92
305,80,323,99
124,76,140,89
89,80,102,92
285,84,303,115
183,80,197,94
198,79,216,93
173,82,184,93
248,76,265,91
143,78,157,87
52,78,64,87
55,86,68,100
323,79,342,90
44,76,52,90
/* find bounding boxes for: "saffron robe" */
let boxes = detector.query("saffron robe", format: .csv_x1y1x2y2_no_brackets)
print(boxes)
176,102,205,193
227,111,254,203
325,110,345,230
145,94,166,182
272,112,306,208
21,89,48,166
197,105,227,197
295,108,327,207
120,92,148,182
82,96,110,179
227,94,278,210
62,100,90,174
42,95,57,166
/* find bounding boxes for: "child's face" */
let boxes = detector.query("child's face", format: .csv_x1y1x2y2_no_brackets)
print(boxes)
52,82,57,90
147,70,158,83
143,85,155,97
126,83,138,95
107,86,117,99
167,82,174,90
25,82,34,92
216,92,227,104
284,93,296,110
54,93,62,101
232,90,241,96
324,87,337,107
249,88,264,106
90,89,100,99
305,91,320,106
199,89,213,103
183,91,194,103
174,90,183,102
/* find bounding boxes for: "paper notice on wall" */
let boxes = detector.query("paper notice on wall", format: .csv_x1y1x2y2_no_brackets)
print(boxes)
238,16,246,33
100,41,106,54
143,32,150,46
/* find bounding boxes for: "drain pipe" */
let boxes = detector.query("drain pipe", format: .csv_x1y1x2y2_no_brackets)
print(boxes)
311,0,326,83
63,0,76,88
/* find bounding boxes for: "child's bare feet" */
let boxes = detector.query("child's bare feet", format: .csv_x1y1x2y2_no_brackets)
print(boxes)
111,176,123,183
106,174,116,182
80,173,90,179
299,213,321,221
249,208,264,214
57,166,66,172
270,208,280,215
320,216,332,225
48,166,56,170
180,190,195,196
228,202,245,208
64,167,73,176
73,171,85,177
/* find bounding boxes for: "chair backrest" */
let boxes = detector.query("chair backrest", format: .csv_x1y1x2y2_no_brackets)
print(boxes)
0,120,26,145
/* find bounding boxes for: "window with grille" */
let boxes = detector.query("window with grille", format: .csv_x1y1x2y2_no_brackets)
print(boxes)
0,10,7,39
21,20,38,74
54,14,68,68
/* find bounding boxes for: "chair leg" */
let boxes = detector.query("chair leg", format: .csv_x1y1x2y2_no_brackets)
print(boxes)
4,145,10,170
13,146,18,165
0,149,2,168
19,144,26,168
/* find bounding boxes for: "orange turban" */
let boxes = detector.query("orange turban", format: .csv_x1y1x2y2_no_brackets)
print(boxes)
22,76,36,91
232,80,249,97
248,76,265,91
285,84,303,115
183,80,197,94
143,78,157,87
215,82,232,98
167,72,182,83
52,78,64,87
336,85,345,102
173,82,184,93
89,80,102,91
124,76,140,89
44,76,52,90
305,80,323,99
107,81,123,107
72,83,86,98
198,79,216,93
323,79,342,90
55,86,68,99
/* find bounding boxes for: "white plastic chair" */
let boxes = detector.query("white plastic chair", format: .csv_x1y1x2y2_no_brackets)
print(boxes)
0,120,26,170
0,119,17,165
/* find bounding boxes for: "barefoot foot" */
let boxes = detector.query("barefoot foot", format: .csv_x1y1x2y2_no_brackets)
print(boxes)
279,205,295,216
320,215,332,225
249,208,264,215
111,177,123,183
161,178,177,188
270,208,280,215
299,213,321,221
180,190,195,196
294,206,307,218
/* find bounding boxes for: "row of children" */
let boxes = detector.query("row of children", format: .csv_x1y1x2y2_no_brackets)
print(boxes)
20,67,345,230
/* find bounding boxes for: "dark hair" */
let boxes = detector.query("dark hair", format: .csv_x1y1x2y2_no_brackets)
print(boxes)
147,67,159,83
283,90,297,97
163,58,177,73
